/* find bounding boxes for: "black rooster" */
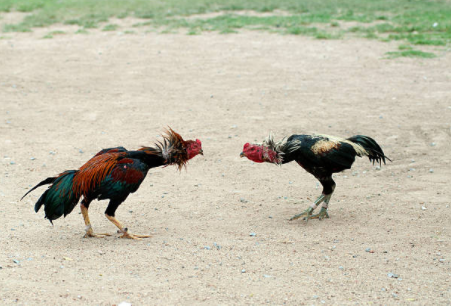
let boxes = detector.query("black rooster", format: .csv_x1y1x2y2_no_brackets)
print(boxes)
22,129,203,239
240,133,390,221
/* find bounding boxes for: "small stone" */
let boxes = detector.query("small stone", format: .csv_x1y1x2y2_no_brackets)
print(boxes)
239,198,248,203
381,288,386,291
263,274,272,278
79,149,84,153
204,246,211,250
30,157,36,160
429,169,434,173
375,166,381,170
13,259,20,264
430,142,436,147
339,266,344,270
118,302,132,306
249,232,256,237
421,206,426,210
365,248,371,252
387,272,399,278
10,161,15,165
213,242,221,250
49,151,56,155
241,269,246,273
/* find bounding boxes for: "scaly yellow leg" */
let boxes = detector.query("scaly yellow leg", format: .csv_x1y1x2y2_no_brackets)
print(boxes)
81,204,111,238
105,214,151,240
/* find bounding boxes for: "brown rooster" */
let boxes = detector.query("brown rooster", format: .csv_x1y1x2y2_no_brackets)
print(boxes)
22,129,203,239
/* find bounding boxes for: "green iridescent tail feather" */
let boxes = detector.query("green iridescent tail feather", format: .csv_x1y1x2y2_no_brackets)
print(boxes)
22,170,80,223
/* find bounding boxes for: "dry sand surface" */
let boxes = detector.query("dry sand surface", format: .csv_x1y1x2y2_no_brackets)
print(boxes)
0,17,450,305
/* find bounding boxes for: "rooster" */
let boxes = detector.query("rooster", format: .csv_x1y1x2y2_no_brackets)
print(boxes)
240,133,390,221
22,129,203,239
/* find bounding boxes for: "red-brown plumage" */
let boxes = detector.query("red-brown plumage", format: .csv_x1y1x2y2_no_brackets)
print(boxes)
111,164,145,184
73,153,124,197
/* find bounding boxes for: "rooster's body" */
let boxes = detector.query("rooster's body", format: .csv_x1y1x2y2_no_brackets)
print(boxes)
22,129,203,239
241,133,390,221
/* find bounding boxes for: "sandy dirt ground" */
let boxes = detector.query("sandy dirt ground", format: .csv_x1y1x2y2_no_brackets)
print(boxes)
0,15,450,305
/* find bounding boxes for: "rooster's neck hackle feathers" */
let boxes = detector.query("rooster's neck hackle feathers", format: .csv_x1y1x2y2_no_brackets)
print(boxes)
141,127,190,171
261,133,302,164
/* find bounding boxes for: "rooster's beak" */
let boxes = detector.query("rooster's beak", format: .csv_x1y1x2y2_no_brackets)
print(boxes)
240,152,245,158
199,149,204,155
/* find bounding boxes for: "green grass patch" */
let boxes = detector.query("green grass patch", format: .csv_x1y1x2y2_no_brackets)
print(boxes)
385,50,436,59
102,24,118,31
398,44,413,50
0,0,450,56
3,23,32,32
75,28,89,34
42,30,65,39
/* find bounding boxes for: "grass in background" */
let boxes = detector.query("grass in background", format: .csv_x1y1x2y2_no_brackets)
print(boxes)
42,30,65,39
0,0,450,56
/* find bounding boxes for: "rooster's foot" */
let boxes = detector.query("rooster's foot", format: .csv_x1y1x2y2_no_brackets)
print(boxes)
289,207,314,222
83,229,111,238
308,207,330,220
119,232,152,240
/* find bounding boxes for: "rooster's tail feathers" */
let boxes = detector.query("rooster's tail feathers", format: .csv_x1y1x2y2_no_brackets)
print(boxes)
23,170,80,223
347,135,391,166
21,177,57,201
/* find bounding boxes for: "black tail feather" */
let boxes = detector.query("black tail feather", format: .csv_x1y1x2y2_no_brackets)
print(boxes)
347,135,392,166
21,177,57,201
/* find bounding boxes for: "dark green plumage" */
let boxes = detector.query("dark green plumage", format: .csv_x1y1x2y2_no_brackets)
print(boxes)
33,170,79,223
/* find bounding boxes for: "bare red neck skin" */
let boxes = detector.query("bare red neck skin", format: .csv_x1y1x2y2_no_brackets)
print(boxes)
242,143,280,164
186,139,202,159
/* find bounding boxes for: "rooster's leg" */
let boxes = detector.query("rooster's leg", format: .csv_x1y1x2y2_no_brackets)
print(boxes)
309,196,331,220
105,215,151,240
309,177,335,220
105,199,151,240
81,200,111,238
289,194,326,221
290,176,335,222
